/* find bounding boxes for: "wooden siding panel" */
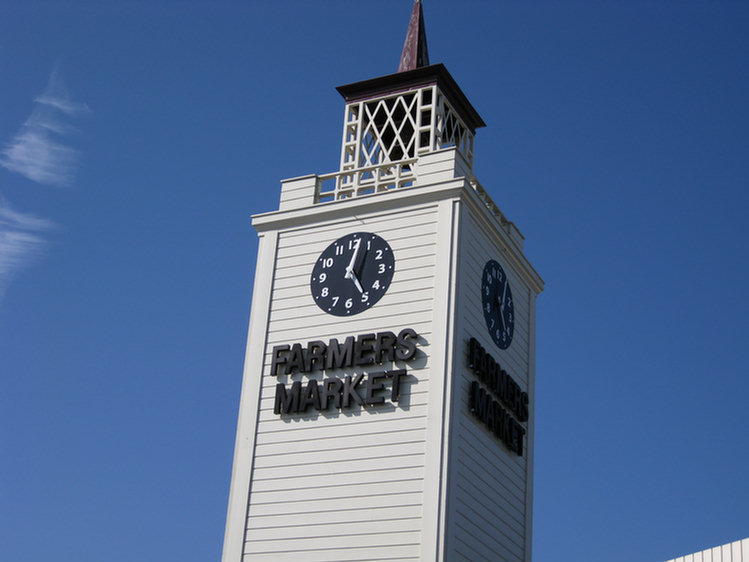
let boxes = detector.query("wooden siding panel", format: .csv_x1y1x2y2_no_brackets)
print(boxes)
251,452,426,482
245,517,422,542
244,504,422,529
255,405,428,433
243,543,421,562
247,490,424,517
244,530,421,553
248,478,424,507
252,428,426,459
252,440,427,469
251,466,424,493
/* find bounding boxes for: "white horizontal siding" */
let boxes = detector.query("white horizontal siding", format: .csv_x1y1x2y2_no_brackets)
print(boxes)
244,503,422,529
251,465,424,493
242,204,441,560
246,517,423,542
454,418,527,497
247,486,425,517
252,440,427,470
247,477,425,510
243,543,421,562
243,532,422,559
254,407,429,438
445,204,533,562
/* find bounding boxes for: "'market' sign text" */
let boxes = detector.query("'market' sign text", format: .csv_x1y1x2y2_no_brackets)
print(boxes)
467,337,529,456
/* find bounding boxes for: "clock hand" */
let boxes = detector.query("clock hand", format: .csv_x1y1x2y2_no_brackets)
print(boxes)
495,281,506,332
345,238,360,275
353,241,368,279
344,239,364,293
351,275,364,293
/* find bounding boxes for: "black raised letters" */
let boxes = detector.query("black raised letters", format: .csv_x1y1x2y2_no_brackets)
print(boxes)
270,329,419,417
271,345,290,377
342,374,365,407
467,338,529,457
320,378,342,410
354,333,376,366
396,328,418,360
327,336,354,370
274,381,301,414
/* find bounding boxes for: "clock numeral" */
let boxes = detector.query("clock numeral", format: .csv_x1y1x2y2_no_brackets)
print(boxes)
335,244,344,256
345,298,353,309
331,296,339,307
361,292,369,303
372,279,380,290
321,287,329,297
378,263,386,274
322,257,334,268
319,273,327,283
375,249,383,260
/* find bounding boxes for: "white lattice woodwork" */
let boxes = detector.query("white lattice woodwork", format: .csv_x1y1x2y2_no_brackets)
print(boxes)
336,85,474,199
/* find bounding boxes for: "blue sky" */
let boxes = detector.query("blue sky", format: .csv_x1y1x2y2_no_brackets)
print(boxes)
1,2,747,561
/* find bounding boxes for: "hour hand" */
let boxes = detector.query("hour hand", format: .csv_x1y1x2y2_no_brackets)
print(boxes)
344,239,364,293
495,295,505,331
345,267,364,293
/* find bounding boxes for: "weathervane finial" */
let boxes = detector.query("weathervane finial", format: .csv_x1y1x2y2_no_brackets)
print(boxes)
398,0,430,72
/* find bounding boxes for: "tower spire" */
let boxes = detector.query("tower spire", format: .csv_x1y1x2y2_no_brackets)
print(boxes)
398,0,430,72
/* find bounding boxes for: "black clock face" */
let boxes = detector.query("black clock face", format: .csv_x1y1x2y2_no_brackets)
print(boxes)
310,232,395,316
481,259,515,349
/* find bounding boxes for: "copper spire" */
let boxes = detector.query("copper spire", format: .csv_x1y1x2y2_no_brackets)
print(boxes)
398,0,430,72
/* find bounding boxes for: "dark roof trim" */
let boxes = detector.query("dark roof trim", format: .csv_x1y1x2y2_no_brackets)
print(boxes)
336,63,486,134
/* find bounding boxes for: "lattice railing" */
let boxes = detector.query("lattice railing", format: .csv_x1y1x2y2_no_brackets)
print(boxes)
468,176,510,227
316,159,417,203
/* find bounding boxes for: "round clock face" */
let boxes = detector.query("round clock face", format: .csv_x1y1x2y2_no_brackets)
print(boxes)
481,259,515,349
310,232,395,316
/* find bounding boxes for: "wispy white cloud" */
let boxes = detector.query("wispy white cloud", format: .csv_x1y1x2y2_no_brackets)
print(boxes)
0,199,55,300
0,67,89,187
0,67,84,303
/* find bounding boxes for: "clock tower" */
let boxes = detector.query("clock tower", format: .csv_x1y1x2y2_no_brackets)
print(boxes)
222,2,543,561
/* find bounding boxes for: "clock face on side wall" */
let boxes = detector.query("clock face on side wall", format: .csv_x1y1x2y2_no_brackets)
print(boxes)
310,232,395,316
481,259,515,349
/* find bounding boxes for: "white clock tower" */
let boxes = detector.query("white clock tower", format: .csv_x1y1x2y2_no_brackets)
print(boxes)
222,2,543,561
